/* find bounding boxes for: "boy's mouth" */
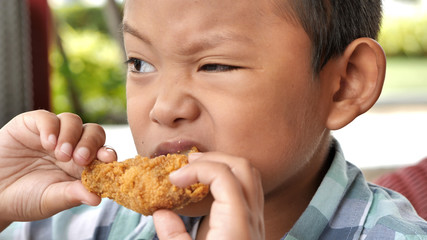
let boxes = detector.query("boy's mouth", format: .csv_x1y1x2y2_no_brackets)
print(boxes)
151,140,202,158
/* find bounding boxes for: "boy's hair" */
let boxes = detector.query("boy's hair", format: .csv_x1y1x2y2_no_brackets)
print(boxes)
287,0,383,73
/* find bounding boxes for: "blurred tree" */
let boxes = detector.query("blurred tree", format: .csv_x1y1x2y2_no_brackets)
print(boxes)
51,5,127,124
379,15,427,56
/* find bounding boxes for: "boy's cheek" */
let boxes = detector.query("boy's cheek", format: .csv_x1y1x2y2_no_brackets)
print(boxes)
126,114,148,155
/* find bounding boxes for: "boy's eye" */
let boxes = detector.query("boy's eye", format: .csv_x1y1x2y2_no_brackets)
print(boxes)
126,58,156,73
199,64,240,72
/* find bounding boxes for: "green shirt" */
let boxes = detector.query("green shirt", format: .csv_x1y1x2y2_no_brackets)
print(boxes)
286,140,427,239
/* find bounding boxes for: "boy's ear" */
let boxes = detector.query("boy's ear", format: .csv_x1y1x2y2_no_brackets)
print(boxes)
322,38,386,130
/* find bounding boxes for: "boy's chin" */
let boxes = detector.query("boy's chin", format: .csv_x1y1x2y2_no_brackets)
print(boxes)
175,193,213,217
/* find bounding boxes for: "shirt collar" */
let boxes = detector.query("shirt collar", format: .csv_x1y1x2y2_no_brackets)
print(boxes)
286,139,366,239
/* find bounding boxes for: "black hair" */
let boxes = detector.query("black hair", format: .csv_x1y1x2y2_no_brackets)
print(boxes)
288,0,383,73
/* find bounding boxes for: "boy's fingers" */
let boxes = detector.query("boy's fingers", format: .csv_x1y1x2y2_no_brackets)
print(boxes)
187,152,264,211
32,111,60,151
42,180,101,217
16,110,59,151
55,113,84,162
72,123,106,165
172,153,265,238
171,160,247,214
96,146,117,163
153,210,192,240
170,161,256,239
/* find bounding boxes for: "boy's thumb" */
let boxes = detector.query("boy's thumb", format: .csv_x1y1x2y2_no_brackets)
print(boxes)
42,180,101,217
153,209,192,240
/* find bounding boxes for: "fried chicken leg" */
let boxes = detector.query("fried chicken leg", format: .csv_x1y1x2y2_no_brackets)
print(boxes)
81,148,209,216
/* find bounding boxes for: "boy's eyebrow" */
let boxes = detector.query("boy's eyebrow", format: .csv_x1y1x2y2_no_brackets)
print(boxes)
121,21,254,55
121,22,152,45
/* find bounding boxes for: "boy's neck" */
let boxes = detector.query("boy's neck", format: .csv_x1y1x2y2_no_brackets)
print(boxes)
263,137,333,239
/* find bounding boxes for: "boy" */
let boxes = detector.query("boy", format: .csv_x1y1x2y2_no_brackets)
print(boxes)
1,0,427,239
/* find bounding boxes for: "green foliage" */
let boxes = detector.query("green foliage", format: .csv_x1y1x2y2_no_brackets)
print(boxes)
54,5,110,34
51,6,127,124
382,56,427,95
379,15,427,56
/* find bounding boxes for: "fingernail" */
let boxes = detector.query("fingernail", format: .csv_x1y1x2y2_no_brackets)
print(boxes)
104,145,116,154
60,142,73,157
76,147,90,161
48,134,57,147
188,152,203,162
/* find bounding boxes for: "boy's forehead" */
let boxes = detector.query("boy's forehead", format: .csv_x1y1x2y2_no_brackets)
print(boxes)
122,0,305,57
123,0,296,24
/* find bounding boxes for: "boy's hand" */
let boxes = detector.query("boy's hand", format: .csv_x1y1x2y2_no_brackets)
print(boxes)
0,110,116,229
153,152,265,240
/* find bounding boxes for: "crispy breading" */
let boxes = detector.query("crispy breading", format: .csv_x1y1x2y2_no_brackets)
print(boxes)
81,148,209,216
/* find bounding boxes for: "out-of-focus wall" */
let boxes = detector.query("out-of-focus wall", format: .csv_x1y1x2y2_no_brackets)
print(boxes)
0,0,33,126
0,0,51,127
29,0,51,111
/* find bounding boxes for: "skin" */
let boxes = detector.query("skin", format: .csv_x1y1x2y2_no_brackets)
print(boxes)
0,0,385,238
0,111,116,230
123,0,386,239
124,0,334,239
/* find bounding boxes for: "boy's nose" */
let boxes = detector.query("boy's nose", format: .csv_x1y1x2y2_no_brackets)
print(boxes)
149,81,200,127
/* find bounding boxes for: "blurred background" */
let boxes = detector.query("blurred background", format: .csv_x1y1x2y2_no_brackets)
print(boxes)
0,0,426,176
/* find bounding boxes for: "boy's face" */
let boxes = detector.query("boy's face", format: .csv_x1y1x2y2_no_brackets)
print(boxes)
124,0,330,197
